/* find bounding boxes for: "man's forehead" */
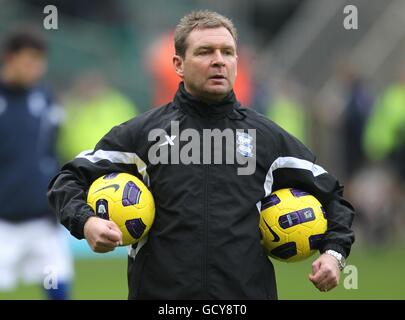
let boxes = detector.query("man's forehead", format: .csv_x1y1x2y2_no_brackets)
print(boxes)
187,27,236,48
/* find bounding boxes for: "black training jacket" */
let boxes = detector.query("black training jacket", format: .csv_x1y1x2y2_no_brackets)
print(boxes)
47,83,355,299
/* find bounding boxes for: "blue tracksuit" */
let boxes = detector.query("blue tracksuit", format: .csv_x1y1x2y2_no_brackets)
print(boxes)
0,81,62,222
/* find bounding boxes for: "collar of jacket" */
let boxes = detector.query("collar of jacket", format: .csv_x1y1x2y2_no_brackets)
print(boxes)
174,82,245,120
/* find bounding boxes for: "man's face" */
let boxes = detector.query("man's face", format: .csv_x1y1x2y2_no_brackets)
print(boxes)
3,48,47,87
173,27,237,102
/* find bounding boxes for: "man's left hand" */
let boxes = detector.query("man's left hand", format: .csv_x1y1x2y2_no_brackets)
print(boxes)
308,253,340,292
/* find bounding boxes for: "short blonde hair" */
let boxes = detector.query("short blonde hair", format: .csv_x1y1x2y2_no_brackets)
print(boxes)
174,10,237,57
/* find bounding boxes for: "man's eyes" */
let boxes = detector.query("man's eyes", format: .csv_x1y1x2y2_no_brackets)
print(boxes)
195,50,234,56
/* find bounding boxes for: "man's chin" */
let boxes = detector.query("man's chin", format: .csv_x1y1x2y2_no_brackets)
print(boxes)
186,82,232,102
204,84,231,99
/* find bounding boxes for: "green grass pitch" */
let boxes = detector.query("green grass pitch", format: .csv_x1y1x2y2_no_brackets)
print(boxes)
0,245,404,300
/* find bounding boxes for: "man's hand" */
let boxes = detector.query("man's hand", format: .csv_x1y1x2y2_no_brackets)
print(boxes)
308,253,340,292
84,216,123,253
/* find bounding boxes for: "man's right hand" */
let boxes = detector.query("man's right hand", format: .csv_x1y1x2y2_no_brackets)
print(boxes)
83,216,123,253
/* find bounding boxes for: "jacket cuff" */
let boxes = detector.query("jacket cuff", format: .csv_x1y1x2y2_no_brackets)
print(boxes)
70,212,94,240
319,243,347,258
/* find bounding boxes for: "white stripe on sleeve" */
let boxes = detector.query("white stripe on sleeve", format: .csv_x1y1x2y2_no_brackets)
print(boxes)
76,149,150,186
263,156,327,197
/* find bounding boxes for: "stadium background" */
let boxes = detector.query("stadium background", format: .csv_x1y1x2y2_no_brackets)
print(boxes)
0,0,404,299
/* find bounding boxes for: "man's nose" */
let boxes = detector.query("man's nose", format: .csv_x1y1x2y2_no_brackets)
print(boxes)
211,50,225,66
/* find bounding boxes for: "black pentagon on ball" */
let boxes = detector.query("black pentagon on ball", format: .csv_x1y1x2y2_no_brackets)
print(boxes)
125,218,147,239
309,234,325,250
261,194,281,210
290,188,310,198
103,172,119,180
270,242,297,259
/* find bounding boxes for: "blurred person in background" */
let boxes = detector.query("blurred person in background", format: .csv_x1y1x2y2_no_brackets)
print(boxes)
0,30,73,299
364,63,405,180
338,62,373,181
265,77,308,146
348,164,397,245
331,62,376,245
311,60,374,246
359,62,405,244
57,71,139,163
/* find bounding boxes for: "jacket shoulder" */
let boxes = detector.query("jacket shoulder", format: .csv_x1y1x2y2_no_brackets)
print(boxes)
240,107,289,136
240,107,313,159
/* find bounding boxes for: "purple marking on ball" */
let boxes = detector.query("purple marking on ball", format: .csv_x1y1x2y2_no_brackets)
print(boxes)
95,199,109,220
122,181,142,207
278,207,315,229
309,234,324,250
125,218,146,239
270,242,297,259
261,194,281,211
103,172,119,180
290,188,310,198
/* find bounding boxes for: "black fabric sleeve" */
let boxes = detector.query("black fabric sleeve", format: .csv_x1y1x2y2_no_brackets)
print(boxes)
47,122,142,239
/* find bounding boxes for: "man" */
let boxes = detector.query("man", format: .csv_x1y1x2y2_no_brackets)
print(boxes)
48,11,355,299
0,31,73,299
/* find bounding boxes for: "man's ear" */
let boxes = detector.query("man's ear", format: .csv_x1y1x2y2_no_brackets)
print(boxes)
173,55,184,78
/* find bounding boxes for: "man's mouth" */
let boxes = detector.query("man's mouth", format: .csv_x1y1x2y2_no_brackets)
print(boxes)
209,75,226,80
